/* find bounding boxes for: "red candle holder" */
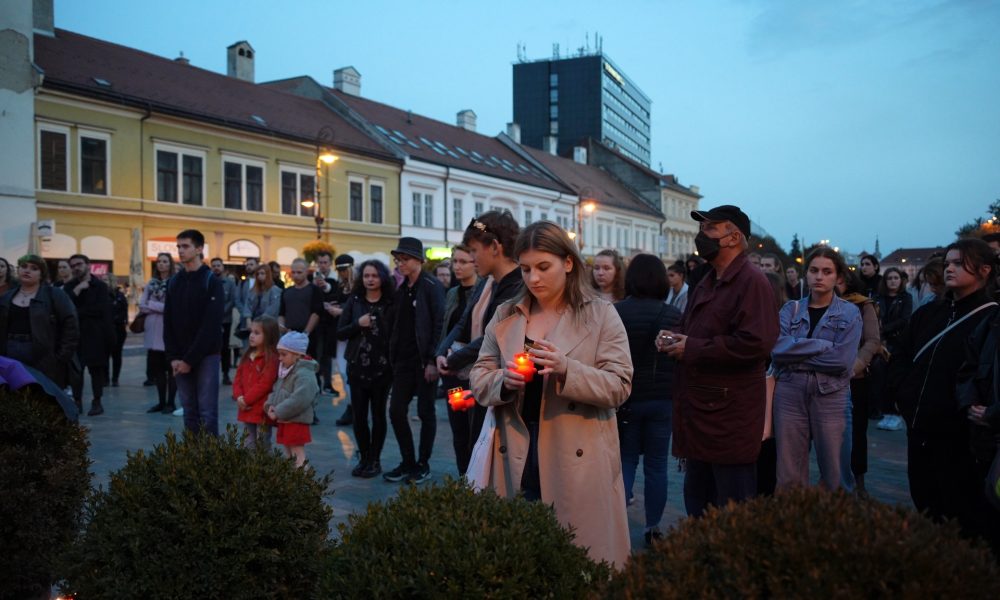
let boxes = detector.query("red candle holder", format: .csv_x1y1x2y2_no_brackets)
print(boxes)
448,387,475,411
511,352,536,383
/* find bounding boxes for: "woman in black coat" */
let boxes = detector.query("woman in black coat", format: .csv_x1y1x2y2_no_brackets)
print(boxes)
337,260,395,479
613,254,682,546
0,255,79,391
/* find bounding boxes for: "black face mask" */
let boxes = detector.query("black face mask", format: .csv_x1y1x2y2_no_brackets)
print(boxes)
695,231,723,261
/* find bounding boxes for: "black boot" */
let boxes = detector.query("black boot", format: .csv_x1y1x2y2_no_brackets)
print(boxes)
351,452,368,478
162,402,177,414
361,459,382,479
87,398,104,416
146,402,165,413
335,403,353,426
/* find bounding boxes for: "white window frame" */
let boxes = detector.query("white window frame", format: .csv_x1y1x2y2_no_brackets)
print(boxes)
370,180,385,224
155,142,206,206
524,207,533,225
474,201,484,217
348,175,366,223
221,155,267,212
78,129,111,196
424,193,434,228
452,196,463,229
37,123,70,192
412,191,425,227
279,165,315,216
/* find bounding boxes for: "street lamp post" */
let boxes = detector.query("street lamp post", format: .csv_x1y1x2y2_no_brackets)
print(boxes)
302,125,338,239
576,198,596,252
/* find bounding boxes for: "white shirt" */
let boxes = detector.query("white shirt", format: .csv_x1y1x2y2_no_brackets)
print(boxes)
666,282,689,313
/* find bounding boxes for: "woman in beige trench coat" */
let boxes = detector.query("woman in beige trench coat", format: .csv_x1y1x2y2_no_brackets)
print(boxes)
471,221,634,569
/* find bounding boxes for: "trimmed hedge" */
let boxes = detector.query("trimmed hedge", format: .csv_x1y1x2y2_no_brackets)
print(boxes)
0,387,90,600
323,478,610,598
603,488,1000,598
61,428,332,599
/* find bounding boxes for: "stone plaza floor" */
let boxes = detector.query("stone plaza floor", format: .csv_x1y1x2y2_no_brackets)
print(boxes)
77,337,914,551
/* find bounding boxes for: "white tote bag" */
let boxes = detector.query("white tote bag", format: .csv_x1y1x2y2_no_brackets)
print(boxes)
466,406,497,492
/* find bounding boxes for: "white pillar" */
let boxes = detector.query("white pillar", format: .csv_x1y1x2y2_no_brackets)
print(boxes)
0,0,39,259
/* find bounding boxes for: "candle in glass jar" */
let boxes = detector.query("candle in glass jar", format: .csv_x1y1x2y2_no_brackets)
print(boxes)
512,352,535,383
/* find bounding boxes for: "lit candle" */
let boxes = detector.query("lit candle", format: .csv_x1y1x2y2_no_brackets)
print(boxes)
448,387,469,411
511,352,536,383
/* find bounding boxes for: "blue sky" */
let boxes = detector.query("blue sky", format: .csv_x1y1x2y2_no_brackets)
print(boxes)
56,0,1000,254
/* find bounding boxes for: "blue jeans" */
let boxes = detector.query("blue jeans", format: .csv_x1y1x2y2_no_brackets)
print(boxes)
618,401,671,529
683,459,756,518
840,393,855,491
175,354,221,436
774,371,847,490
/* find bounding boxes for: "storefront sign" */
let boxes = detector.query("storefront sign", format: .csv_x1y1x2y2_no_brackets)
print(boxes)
228,240,261,259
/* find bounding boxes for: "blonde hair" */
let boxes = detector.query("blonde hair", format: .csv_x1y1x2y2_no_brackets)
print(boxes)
511,221,594,322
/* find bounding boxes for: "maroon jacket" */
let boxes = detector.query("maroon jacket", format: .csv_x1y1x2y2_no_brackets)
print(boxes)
672,253,779,464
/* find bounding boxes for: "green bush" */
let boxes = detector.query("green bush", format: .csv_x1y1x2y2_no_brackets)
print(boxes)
322,478,610,599
61,427,332,600
0,387,90,600
603,488,1000,599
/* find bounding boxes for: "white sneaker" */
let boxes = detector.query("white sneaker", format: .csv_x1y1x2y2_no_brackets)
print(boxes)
886,415,904,431
876,416,892,430
172,407,184,416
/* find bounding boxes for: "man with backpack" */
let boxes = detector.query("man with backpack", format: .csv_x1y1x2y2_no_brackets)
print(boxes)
164,229,225,435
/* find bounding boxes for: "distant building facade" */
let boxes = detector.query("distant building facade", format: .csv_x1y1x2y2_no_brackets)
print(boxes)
513,53,652,167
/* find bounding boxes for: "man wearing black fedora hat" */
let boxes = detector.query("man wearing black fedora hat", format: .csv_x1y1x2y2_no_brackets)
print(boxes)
656,204,779,517
384,237,446,484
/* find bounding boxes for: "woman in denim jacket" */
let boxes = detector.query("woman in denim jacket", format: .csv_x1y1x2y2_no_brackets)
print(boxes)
772,248,862,489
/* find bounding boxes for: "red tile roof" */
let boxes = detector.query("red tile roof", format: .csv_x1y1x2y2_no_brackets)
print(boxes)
34,29,397,161
520,146,664,219
590,139,701,198
327,90,570,193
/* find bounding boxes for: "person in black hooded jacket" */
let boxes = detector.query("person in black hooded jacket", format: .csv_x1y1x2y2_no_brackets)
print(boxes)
889,238,998,533
956,307,1000,556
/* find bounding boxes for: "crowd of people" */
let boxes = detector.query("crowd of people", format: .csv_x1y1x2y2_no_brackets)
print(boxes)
2,205,1000,566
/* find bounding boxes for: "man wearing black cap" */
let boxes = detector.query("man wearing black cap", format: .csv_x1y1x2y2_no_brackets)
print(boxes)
384,237,445,484
656,204,779,517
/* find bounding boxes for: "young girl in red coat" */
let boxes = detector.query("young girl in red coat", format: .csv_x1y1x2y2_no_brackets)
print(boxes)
233,315,280,449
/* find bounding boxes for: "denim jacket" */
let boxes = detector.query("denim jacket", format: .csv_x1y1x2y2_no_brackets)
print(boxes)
771,296,862,394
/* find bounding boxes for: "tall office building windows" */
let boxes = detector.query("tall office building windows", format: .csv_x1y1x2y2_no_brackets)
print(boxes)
514,53,651,166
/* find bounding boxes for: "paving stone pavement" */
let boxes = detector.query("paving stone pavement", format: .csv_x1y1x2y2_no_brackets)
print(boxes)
79,338,914,551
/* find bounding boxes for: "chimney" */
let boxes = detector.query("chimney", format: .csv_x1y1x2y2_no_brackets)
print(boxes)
506,122,521,143
689,185,700,195
226,41,254,82
543,135,558,155
33,0,55,36
457,110,477,132
333,66,362,96
573,146,587,164
174,52,190,65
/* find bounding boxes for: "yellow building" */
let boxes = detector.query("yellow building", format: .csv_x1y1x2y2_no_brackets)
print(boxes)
32,29,403,281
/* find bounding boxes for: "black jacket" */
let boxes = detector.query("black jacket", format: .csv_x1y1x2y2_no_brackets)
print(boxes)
0,285,79,387
436,266,523,371
67,276,114,366
337,295,394,366
389,272,445,367
614,297,681,404
163,265,225,366
889,289,998,434
956,313,1000,461
877,292,913,351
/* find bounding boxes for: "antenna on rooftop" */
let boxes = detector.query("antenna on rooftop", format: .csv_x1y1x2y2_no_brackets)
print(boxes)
552,43,559,59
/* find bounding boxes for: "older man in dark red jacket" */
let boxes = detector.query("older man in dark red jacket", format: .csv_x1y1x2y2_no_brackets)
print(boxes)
658,205,779,517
